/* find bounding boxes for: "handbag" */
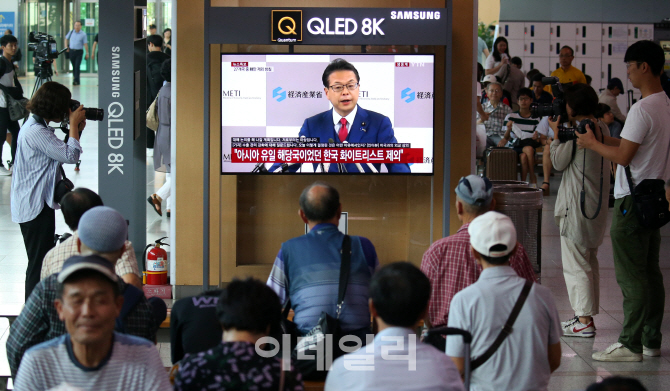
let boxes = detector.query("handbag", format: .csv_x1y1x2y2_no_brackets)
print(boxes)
470,279,532,371
281,235,352,381
146,94,159,131
624,166,670,229
0,59,28,121
54,164,74,204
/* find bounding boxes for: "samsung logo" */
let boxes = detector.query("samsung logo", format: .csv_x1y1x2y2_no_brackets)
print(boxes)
390,11,441,20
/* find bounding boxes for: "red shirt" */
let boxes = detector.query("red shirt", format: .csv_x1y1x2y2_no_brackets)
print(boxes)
420,223,538,328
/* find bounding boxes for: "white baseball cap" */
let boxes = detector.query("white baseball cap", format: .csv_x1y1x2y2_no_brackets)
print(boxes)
482,74,498,84
468,211,517,257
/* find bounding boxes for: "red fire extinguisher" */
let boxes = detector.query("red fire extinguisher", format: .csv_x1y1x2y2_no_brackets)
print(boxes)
143,237,169,285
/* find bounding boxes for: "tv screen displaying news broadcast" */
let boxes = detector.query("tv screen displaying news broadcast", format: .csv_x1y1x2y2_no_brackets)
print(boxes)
221,54,435,175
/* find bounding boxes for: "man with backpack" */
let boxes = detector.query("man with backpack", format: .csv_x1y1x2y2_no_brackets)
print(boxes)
64,21,89,85
6,207,161,378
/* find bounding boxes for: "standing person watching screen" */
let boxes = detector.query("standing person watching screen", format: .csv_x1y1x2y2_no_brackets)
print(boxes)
576,40,670,362
549,83,611,338
10,82,86,300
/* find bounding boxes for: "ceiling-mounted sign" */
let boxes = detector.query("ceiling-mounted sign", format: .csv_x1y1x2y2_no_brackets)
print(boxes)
209,7,448,46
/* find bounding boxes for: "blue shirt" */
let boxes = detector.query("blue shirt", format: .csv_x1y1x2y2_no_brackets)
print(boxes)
11,116,82,223
66,29,88,50
267,223,378,333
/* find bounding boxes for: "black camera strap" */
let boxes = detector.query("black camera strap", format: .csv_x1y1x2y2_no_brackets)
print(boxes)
579,122,604,220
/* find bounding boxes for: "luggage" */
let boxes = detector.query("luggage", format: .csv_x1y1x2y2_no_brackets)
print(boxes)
485,147,517,180
426,327,472,390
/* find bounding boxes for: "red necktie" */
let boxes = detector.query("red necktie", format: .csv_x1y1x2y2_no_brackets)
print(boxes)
338,117,348,142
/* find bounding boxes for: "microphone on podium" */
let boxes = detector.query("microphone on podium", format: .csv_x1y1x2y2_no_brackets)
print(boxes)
343,141,364,173
328,138,347,173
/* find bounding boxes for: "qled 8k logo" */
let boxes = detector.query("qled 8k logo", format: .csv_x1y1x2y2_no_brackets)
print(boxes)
401,88,415,103
273,87,287,102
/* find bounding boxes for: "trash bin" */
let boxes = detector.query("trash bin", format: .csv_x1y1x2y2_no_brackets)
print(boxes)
491,180,529,189
493,187,543,275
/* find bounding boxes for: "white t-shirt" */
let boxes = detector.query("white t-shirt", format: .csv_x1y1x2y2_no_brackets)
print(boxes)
484,53,509,80
614,91,670,199
535,117,555,139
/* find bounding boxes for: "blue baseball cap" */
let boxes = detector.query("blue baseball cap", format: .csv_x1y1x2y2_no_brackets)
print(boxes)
455,175,494,207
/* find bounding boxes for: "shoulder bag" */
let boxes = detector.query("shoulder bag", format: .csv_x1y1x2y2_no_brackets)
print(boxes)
0,58,28,121
146,93,159,131
54,164,74,204
624,166,670,229
280,235,352,381
471,279,533,371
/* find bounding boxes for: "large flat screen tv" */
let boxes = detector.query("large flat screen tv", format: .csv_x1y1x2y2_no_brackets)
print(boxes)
221,53,435,175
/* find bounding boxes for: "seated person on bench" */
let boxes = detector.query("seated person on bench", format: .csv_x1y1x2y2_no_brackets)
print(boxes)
325,262,464,391
499,88,542,187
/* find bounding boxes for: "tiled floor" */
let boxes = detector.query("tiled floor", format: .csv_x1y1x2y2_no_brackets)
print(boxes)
2,75,670,389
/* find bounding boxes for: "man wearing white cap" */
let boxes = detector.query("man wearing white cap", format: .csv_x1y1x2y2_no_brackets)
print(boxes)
7,206,158,378
446,211,562,391
14,253,171,390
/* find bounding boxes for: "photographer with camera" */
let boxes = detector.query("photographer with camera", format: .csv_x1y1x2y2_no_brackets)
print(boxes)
10,82,86,300
576,40,670,362
549,83,611,339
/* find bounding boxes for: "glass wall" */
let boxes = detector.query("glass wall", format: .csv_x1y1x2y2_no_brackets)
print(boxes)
80,1,99,73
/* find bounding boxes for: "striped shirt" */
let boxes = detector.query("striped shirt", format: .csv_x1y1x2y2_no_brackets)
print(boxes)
6,274,156,377
14,332,171,391
41,231,141,280
11,116,82,223
504,112,540,141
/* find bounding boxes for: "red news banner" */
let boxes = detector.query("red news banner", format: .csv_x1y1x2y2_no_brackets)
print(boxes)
231,137,424,164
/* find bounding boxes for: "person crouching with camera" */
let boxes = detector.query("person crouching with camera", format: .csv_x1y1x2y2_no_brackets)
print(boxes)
548,83,611,338
10,81,86,300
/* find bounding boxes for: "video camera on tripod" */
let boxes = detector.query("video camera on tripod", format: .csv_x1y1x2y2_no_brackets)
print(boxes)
27,32,67,96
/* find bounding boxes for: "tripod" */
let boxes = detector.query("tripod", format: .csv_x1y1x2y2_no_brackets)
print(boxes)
31,61,53,97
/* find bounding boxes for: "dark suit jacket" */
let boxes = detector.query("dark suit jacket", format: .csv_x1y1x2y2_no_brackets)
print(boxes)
271,106,410,173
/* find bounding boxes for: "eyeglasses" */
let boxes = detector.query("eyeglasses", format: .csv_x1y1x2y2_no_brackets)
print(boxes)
329,83,359,93
626,61,642,69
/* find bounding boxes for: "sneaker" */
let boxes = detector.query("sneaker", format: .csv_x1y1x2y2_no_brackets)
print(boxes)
643,346,661,357
592,342,642,362
562,317,596,338
0,165,10,176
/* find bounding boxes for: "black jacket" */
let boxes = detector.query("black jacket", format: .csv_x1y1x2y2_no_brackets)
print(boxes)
147,50,170,103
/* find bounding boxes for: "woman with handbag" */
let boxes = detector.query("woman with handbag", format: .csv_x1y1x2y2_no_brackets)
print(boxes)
0,34,24,175
10,82,86,300
147,60,172,217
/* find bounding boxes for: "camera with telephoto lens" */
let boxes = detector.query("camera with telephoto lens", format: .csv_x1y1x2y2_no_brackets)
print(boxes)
69,100,104,122
530,76,567,119
557,119,594,143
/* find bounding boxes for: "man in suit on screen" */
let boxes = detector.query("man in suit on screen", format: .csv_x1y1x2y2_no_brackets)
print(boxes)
271,58,410,173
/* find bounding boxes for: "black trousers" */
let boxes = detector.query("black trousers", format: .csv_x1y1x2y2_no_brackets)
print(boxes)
0,107,20,165
69,49,83,83
19,203,55,300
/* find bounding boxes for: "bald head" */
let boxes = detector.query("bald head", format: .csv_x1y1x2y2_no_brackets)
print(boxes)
299,182,341,224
